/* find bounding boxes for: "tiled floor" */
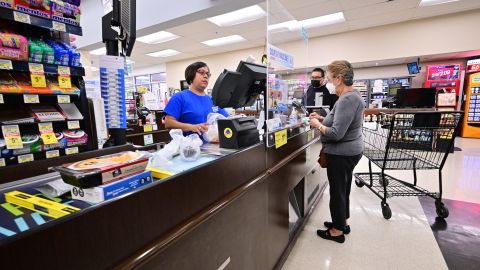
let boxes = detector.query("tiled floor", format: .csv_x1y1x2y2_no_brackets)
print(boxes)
283,138,480,270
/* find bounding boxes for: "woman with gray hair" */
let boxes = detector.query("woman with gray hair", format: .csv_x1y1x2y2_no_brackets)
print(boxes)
310,60,364,243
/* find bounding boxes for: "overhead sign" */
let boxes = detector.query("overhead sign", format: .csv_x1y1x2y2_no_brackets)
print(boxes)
268,44,294,69
427,64,461,81
467,59,480,73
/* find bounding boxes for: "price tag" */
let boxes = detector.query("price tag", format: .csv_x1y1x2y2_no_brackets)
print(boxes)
31,74,47,88
0,158,5,167
144,134,153,145
46,150,60,159
18,154,34,164
67,121,80,130
58,76,72,88
57,66,71,76
307,129,314,142
0,94,3,104
66,147,79,155
52,21,66,32
23,94,39,104
57,95,71,103
274,129,288,149
143,125,153,132
0,59,13,70
137,86,148,93
2,125,23,149
28,63,44,74
153,124,158,131
13,11,31,24
39,122,58,145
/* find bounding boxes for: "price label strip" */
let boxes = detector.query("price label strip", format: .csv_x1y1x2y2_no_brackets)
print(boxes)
29,63,46,88
67,121,80,130
0,59,13,70
0,93,4,104
57,95,71,103
66,147,79,155
58,75,72,88
52,21,67,32
2,125,23,149
38,122,58,145
274,129,288,149
144,134,154,145
23,94,39,104
18,154,34,164
57,66,71,76
46,150,60,159
0,158,5,167
13,11,31,24
28,63,44,74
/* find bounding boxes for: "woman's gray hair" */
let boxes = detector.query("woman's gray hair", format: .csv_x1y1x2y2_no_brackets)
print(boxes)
327,60,354,86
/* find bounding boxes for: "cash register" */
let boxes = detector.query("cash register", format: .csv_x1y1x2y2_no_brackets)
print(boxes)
211,61,266,149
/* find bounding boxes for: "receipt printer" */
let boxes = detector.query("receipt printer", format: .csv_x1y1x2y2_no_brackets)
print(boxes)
217,117,260,149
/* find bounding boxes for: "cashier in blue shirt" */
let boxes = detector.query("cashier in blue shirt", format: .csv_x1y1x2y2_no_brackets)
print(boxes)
164,61,229,136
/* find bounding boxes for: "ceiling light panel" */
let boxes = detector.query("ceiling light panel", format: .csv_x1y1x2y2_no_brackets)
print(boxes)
201,35,246,47
137,31,179,44
207,5,266,27
268,12,345,32
146,49,181,57
419,0,460,6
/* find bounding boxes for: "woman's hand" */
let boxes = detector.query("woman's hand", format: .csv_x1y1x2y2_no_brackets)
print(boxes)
309,112,324,122
310,118,321,128
190,123,209,134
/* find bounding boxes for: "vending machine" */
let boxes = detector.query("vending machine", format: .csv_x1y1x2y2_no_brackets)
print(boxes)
460,59,480,138
425,63,463,109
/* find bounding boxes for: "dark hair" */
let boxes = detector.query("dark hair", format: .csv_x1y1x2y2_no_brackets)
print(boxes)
311,68,325,78
327,60,354,86
185,62,208,84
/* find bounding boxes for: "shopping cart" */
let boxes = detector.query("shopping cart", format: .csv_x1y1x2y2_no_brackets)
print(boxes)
354,111,463,219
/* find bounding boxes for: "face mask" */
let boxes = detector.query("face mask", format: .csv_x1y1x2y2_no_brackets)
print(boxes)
311,80,321,88
326,83,335,94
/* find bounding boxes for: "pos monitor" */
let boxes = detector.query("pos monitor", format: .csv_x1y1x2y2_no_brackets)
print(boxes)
212,61,266,109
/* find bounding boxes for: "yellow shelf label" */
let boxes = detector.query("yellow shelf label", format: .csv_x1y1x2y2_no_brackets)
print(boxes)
0,59,13,70
0,93,3,104
31,74,47,88
58,75,72,89
13,11,31,24
275,129,288,149
66,147,79,155
0,158,5,167
46,150,60,159
18,154,34,164
39,122,58,145
28,63,44,74
52,21,66,32
23,94,40,103
57,95,71,103
143,125,153,132
67,120,80,130
137,86,149,93
2,125,23,149
57,66,71,75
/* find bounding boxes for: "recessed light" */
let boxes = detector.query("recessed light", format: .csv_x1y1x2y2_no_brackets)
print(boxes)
146,49,181,57
207,5,266,27
137,31,179,44
201,35,246,47
268,12,345,32
89,47,106,55
419,0,460,6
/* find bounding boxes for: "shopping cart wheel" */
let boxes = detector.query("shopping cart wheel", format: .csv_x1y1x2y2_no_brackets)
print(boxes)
355,179,364,187
435,202,449,219
381,203,392,220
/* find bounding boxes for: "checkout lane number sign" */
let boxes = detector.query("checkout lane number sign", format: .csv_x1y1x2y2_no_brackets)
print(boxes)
224,128,233,139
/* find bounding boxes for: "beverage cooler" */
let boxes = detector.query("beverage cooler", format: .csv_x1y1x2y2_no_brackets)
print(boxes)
460,59,480,138
425,64,463,109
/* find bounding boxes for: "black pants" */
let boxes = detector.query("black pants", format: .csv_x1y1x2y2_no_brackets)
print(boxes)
326,153,362,231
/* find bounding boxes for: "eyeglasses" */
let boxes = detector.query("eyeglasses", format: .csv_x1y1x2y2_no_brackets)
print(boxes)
197,70,211,78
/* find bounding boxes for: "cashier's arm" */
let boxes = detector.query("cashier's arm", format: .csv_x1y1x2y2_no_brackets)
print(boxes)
164,115,209,134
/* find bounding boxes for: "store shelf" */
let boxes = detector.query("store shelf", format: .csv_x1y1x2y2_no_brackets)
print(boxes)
0,59,85,76
0,7,82,36
0,145,88,167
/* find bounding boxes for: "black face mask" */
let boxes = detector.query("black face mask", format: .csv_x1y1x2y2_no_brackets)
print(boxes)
311,80,321,88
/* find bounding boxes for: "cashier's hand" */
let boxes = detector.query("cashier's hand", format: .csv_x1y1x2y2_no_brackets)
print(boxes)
309,112,324,122
310,118,321,128
190,123,209,134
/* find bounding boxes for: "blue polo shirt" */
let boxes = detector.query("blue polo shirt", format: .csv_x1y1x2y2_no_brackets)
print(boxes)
164,90,228,136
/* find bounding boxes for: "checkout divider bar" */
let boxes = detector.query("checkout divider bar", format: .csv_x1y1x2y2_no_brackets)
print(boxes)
114,136,321,270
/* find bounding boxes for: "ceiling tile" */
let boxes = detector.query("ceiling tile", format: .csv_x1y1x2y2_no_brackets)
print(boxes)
344,0,418,21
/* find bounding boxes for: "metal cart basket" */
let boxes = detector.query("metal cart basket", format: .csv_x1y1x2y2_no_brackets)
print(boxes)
354,111,463,219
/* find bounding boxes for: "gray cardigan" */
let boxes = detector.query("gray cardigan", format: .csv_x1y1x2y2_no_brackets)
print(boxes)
321,90,364,156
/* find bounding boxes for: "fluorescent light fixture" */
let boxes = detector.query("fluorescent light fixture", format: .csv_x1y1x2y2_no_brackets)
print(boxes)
268,12,345,32
146,49,181,57
137,31,179,44
89,47,106,55
207,5,266,27
201,35,246,47
419,0,460,6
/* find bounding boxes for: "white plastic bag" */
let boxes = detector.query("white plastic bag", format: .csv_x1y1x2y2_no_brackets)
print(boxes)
147,129,183,167
180,134,203,161
203,113,226,143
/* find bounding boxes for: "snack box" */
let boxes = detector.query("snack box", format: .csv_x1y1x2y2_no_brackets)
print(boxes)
53,151,149,188
14,0,51,19
51,0,81,26
0,33,29,61
71,170,153,204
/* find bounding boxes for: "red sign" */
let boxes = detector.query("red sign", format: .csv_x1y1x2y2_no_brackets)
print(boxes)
467,63,480,73
427,65,461,81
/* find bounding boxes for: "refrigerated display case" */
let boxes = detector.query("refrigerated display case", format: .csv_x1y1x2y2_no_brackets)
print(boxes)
460,70,480,138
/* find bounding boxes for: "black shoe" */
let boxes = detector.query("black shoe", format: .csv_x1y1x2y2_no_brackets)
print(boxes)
324,221,351,234
316,229,345,243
